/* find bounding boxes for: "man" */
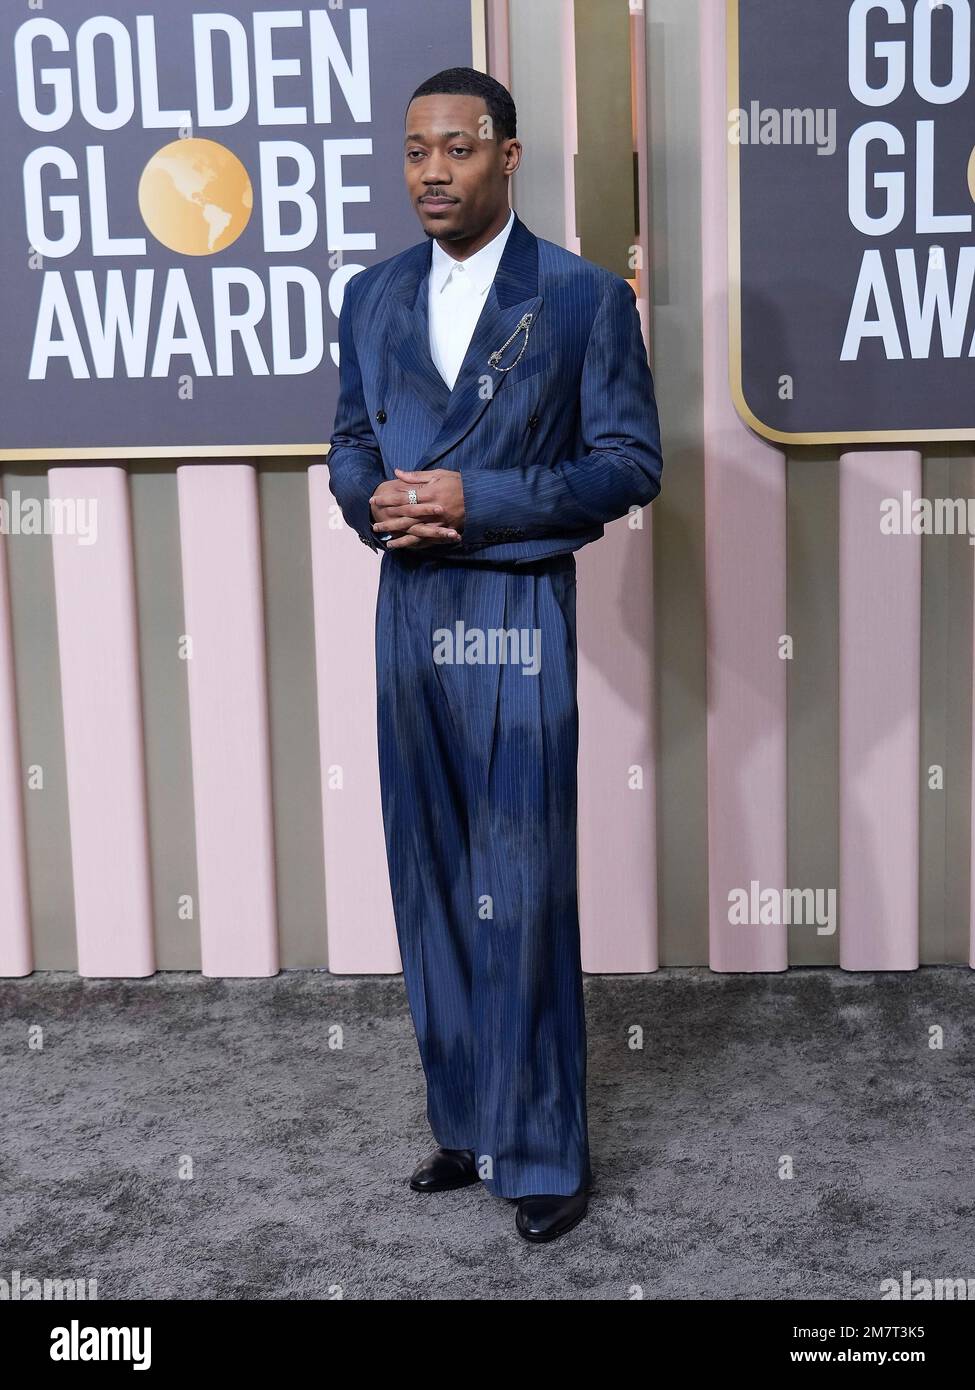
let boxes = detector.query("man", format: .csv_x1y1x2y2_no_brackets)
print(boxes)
327,67,662,1243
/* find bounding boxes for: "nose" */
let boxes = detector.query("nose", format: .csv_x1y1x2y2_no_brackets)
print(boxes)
421,160,452,187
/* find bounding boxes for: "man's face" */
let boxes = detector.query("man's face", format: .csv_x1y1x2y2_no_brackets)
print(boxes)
404,92,520,242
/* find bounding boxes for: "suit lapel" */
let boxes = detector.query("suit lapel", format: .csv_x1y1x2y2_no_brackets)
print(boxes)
388,241,452,421
388,211,543,468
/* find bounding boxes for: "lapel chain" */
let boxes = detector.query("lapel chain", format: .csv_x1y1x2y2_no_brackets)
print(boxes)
488,313,534,372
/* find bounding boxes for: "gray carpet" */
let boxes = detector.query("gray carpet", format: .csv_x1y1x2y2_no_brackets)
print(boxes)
2,966,972,1300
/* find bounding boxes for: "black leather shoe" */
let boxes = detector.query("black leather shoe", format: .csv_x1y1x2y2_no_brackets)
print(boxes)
409,1147,479,1192
515,1189,589,1242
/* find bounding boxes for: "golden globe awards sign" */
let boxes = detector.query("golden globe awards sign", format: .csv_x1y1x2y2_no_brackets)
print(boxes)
0,0,477,459
729,0,975,443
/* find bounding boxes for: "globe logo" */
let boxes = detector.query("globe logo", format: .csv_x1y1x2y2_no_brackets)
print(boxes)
138,138,253,256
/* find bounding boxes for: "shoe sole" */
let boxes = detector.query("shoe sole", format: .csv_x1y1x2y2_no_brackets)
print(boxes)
516,1205,588,1243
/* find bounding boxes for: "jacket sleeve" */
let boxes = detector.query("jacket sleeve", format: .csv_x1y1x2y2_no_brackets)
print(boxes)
459,273,663,546
326,272,387,552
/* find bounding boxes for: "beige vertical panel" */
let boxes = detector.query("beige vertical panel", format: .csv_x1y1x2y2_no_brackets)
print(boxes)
129,465,199,970
786,450,840,965
258,462,328,969
838,452,920,972
2,468,76,968
573,0,635,276
0,524,31,975
944,452,975,964
645,0,709,964
507,0,566,241
921,454,952,964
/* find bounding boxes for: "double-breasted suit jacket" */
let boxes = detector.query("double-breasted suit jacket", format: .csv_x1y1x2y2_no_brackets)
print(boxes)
327,209,662,561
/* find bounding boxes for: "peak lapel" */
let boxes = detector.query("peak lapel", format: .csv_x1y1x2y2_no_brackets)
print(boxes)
388,239,452,421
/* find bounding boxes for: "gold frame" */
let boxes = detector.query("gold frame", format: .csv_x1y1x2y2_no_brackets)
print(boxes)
2,0,489,462
726,0,974,444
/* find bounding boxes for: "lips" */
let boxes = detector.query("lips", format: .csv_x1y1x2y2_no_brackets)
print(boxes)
420,197,457,209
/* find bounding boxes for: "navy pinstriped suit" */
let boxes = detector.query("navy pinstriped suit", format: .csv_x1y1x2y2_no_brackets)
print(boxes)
327,210,662,1198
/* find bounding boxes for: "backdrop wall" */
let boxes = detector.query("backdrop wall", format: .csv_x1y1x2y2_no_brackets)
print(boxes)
2,0,972,976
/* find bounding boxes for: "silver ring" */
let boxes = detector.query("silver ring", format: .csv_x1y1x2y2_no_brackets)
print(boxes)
407,488,418,506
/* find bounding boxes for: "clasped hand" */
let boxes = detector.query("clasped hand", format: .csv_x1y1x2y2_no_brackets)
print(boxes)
369,468,465,550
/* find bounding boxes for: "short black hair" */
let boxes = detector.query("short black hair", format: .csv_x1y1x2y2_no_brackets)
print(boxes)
407,67,516,143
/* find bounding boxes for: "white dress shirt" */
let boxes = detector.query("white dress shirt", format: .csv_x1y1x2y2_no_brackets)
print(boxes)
428,207,515,390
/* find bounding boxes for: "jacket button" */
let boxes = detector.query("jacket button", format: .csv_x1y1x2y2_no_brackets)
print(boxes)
375,409,387,423
527,415,539,430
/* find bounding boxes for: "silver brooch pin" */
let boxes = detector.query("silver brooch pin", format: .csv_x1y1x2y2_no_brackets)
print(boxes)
488,313,534,372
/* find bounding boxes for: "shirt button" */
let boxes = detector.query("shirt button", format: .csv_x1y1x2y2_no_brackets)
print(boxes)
375,409,387,423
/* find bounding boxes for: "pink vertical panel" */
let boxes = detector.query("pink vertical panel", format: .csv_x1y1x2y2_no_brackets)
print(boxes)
0,529,32,976
578,527,658,973
971,581,975,967
176,464,277,977
309,465,398,973
49,467,154,977
484,0,510,89
839,452,920,971
577,3,658,972
701,0,787,971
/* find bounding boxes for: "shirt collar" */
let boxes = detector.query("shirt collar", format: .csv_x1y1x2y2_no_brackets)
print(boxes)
430,207,515,297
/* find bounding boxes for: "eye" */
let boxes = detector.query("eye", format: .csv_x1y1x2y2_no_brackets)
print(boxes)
450,146,472,156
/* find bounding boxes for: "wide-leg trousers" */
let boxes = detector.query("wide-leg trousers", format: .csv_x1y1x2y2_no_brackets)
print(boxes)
375,548,592,1199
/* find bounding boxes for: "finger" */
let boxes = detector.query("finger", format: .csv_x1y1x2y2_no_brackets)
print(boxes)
374,488,438,511
374,504,447,527
373,503,444,525
375,516,415,535
374,512,445,535
383,503,445,519
404,524,460,541
370,483,414,509
393,469,440,483
387,525,459,548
